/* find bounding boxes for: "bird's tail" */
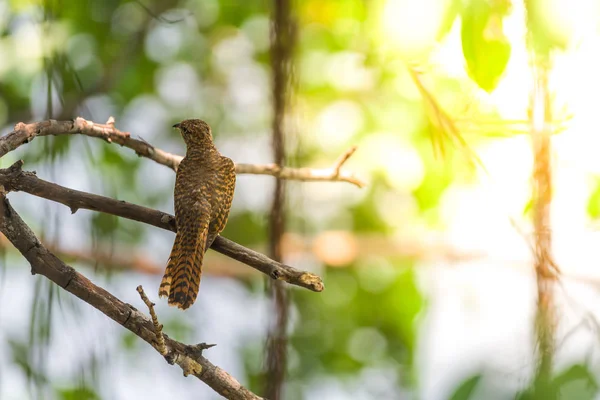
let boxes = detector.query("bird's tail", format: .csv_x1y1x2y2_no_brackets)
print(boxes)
159,221,209,310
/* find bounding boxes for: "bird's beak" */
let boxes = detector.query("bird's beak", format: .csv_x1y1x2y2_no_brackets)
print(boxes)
173,123,181,129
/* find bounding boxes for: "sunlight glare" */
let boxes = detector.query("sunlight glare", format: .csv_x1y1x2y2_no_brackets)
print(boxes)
355,132,425,192
382,0,453,58
316,100,365,149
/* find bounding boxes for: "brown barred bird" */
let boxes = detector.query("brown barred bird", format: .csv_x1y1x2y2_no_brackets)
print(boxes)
159,119,236,310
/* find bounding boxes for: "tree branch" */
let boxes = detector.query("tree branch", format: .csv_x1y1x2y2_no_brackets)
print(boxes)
136,285,170,356
0,161,324,292
530,60,558,395
0,117,365,187
0,195,262,400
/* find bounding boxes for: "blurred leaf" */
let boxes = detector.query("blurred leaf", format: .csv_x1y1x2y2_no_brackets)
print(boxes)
48,136,72,161
58,386,100,400
121,331,139,352
449,375,482,400
225,210,268,245
587,178,600,218
347,175,393,233
518,364,597,400
437,0,461,41
121,220,145,243
413,140,454,214
8,339,48,385
162,316,193,343
523,197,533,217
91,212,119,238
382,266,423,353
101,145,141,189
554,365,597,400
408,66,483,171
8,0,39,12
21,135,71,165
525,0,570,56
26,278,54,397
287,262,423,387
461,0,511,92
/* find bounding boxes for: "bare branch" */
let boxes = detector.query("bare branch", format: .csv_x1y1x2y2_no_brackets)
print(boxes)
0,118,181,171
0,196,262,400
332,146,357,175
136,285,168,356
235,159,365,187
0,161,324,292
234,145,365,188
0,117,364,187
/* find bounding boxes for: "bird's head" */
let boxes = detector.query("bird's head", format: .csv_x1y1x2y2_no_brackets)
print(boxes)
173,119,214,149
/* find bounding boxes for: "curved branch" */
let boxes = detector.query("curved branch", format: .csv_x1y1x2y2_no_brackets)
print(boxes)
0,117,365,187
0,118,181,170
0,195,262,400
0,161,324,292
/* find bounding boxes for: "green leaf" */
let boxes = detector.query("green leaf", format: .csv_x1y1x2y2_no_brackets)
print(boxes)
554,365,598,400
162,317,194,343
449,375,482,400
383,267,423,352
413,138,454,215
437,0,461,41
8,339,48,385
461,0,511,92
587,179,600,218
121,331,139,352
223,210,268,246
525,0,570,56
522,197,532,214
91,212,119,238
58,386,100,400
519,364,598,400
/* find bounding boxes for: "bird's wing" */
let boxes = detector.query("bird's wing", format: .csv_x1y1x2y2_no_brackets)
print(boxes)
206,157,236,248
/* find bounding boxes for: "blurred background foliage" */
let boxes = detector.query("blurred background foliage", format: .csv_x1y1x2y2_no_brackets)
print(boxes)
1,0,600,399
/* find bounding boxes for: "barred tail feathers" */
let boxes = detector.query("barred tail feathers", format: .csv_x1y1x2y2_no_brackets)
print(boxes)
160,210,210,310
158,231,182,299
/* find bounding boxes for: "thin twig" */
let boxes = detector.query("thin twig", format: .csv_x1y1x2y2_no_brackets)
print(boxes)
407,65,487,174
0,196,262,400
0,117,365,187
0,161,324,292
332,146,357,176
136,285,167,356
133,0,190,24
234,157,365,187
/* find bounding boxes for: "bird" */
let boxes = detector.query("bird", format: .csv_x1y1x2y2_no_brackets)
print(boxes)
159,119,236,310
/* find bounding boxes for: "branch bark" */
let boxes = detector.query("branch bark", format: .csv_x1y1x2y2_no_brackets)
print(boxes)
0,161,324,293
0,117,365,187
0,195,262,400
